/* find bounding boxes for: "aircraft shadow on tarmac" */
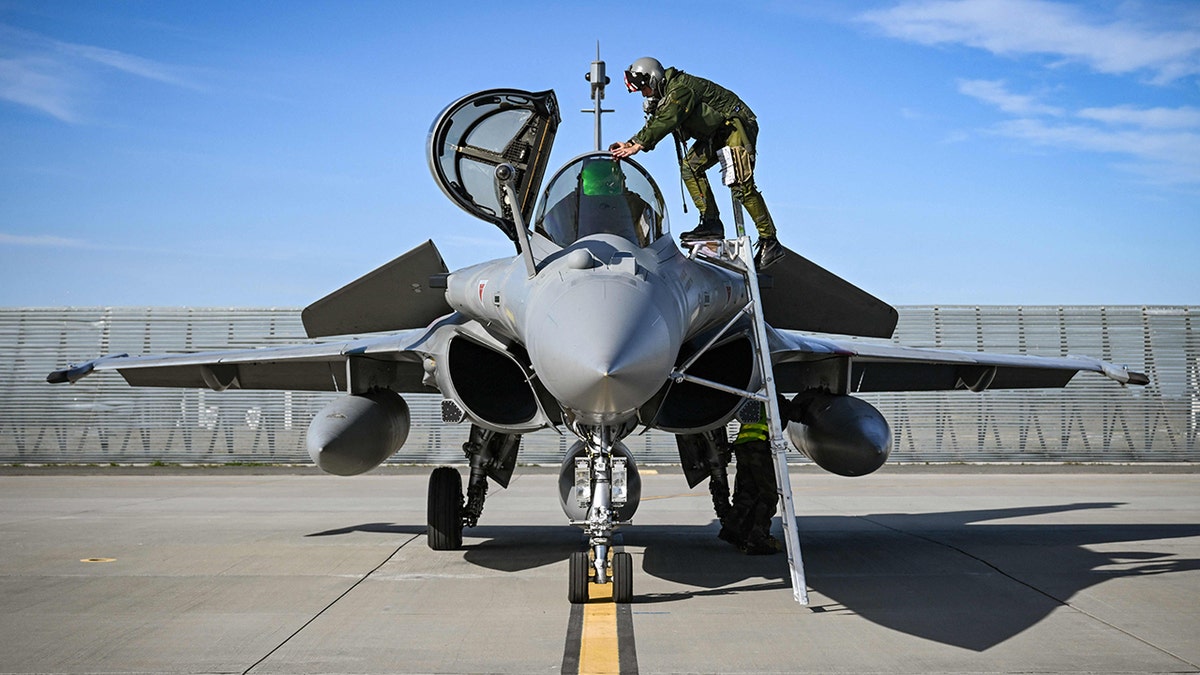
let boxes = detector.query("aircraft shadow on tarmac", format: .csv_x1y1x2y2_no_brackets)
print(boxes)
794,503,1200,651
307,503,1200,652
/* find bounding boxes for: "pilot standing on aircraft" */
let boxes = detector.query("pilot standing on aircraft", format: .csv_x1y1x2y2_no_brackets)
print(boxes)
718,398,788,555
610,57,784,268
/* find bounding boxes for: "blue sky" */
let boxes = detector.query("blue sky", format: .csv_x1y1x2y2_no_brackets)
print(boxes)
2,0,1197,307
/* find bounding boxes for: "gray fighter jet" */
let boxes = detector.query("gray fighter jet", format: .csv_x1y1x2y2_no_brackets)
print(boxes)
48,59,1147,605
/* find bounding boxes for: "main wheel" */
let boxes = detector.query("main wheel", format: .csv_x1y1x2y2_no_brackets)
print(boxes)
568,551,590,604
612,551,633,604
427,467,463,550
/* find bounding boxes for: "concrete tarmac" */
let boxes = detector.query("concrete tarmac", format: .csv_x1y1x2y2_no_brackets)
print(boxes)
0,466,1197,674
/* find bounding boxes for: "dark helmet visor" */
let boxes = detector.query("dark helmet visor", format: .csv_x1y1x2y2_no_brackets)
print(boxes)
624,69,649,92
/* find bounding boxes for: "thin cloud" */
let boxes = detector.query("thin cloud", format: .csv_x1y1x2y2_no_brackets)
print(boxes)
957,79,1063,116
940,129,972,144
994,118,1200,185
0,232,292,261
1077,105,1200,129
860,0,1200,83
956,79,1200,184
0,23,201,123
58,41,199,90
0,56,78,122
0,233,90,248
861,3,1200,185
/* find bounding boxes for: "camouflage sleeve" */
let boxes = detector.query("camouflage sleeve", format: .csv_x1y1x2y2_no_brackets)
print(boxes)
630,87,693,152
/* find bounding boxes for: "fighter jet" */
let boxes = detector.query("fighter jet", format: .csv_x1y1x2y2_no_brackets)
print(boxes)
47,57,1147,605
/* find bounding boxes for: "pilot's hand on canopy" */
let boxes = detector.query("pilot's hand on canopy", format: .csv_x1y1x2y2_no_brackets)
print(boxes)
609,142,643,159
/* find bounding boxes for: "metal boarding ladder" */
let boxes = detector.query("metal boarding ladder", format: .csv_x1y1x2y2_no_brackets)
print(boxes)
680,207,810,605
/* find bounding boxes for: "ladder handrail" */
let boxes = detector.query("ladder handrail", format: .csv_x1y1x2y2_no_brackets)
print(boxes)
734,230,810,606
685,220,810,605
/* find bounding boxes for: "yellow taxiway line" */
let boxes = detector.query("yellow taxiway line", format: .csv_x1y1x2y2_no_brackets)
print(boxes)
578,583,620,674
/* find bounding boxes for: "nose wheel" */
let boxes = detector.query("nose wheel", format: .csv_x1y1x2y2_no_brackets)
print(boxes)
567,550,633,604
611,551,633,603
568,551,590,603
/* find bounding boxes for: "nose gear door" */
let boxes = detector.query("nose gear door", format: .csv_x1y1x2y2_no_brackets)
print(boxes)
427,89,560,244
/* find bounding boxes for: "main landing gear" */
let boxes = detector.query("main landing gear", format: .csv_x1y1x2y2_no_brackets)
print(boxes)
426,425,520,551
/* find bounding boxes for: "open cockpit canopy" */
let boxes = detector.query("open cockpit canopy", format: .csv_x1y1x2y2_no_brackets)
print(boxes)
534,153,668,248
427,89,559,243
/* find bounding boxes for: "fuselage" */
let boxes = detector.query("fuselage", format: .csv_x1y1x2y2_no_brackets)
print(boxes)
445,232,747,428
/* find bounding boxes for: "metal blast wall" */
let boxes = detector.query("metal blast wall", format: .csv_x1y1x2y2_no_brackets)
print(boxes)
1,306,1195,465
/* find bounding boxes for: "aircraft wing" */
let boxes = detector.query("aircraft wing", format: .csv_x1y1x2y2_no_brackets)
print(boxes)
45,327,440,393
769,328,1149,393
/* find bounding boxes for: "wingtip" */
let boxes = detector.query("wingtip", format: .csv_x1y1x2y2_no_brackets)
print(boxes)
45,362,93,384
45,353,129,384
1108,362,1151,386
46,369,71,384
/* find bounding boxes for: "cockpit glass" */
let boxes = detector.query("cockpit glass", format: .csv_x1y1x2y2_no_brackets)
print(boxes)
534,153,668,248
448,110,535,222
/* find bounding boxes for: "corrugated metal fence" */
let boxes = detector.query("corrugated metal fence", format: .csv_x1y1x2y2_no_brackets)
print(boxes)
1,306,1195,465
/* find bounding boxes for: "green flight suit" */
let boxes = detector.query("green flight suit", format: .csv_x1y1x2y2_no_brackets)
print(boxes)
628,68,777,238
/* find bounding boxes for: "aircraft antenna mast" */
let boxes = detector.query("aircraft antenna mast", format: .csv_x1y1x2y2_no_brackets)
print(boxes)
583,42,614,151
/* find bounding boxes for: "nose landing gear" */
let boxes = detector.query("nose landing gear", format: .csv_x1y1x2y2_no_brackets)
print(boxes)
567,427,634,604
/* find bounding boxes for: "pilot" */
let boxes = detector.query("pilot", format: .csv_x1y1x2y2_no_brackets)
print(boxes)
718,398,789,555
561,157,655,246
610,57,784,268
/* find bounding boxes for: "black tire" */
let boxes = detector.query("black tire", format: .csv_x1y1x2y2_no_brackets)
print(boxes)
427,467,463,550
568,551,590,604
612,551,633,604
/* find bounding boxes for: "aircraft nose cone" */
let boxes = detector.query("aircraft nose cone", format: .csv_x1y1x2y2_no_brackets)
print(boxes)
527,280,676,417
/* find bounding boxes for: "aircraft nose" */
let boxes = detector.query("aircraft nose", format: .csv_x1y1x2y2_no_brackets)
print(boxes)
527,280,676,417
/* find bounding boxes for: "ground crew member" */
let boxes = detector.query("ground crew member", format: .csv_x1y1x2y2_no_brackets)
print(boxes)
610,56,784,268
718,398,788,555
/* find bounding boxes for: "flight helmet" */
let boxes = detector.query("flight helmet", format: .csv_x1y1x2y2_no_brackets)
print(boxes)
624,57,666,97
580,157,626,196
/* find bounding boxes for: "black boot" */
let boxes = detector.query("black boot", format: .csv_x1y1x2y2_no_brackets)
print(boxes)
742,529,783,555
754,236,784,268
680,217,725,242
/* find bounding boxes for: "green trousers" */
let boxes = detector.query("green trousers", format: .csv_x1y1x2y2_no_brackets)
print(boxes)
679,118,777,239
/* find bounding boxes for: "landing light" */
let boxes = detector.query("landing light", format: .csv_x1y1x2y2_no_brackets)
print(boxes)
612,458,628,505
573,456,629,507
574,458,590,508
